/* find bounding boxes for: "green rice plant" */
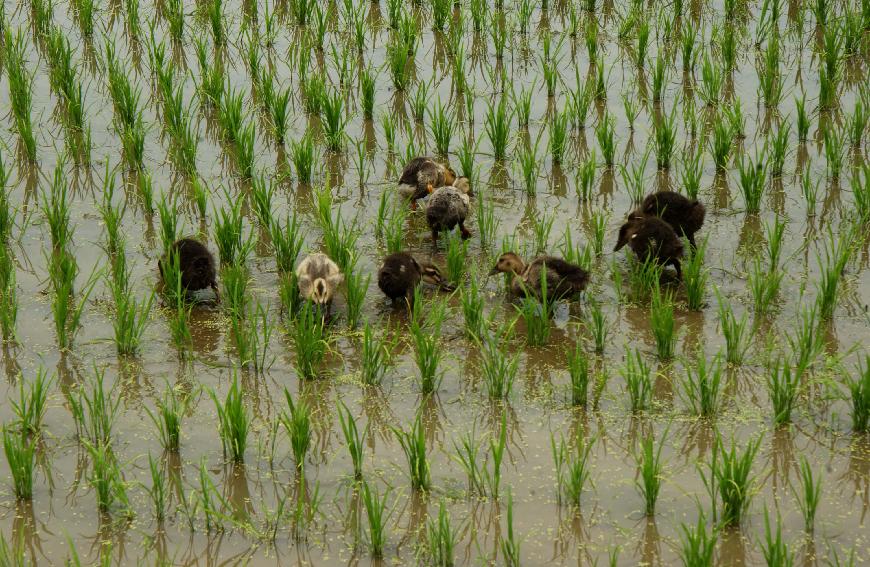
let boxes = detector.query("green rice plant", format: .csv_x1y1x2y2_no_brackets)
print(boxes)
359,321,393,386
635,427,668,515
4,29,37,161
811,0,830,25
786,303,824,375
737,150,768,213
208,0,224,45
360,66,377,120
552,430,595,507
760,508,793,567
381,112,397,153
164,0,184,40
823,125,846,179
109,263,153,356
500,490,521,567
0,247,18,342
848,356,870,432
698,51,723,106
585,301,609,354
795,93,811,142
847,101,866,148
218,86,244,142
137,171,155,216
461,276,486,340
211,371,249,462
146,384,187,452
2,427,35,500
575,150,597,201
550,104,570,165
425,500,458,567
279,273,303,319
429,97,455,156
767,123,790,177
703,434,761,526
567,340,590,406
482,412,508,499
476,191,499,249
516,288,553,347
479,325,519,400
767,357,800,426
748,257,783,316
392,411,430,490
512,82,534,128
235,121,256,179
570,77,593,128
622,347,653,413
625,254,663,304
818,66,838,111
10,368,51,436
490,15,508,60
221,263,249,318
457,135,478,180
384,204,407,254
362,482,390,558
292,301,329,379
411,294,447,394
214,197,254,266
281,389,311,471
386,38,410,91
321,89,348,151
485,97,512,160
43,163,72,250
595,112,616,168
651,55,667,103
469,0,488,31
517,135,540,195
816,226,853,320
344,267,369,329
710,114,733,170
620,148,650,204
801,167,820,217
764,216,787,272
49,250,98,351
650,285,677,360
531,212,555,253
622,92,641,130
758,36,783,108
156,194,179,253
793,455,822,532
270,212,303,274
452,429,484,496
681,349,725,417
445,233,469,285
84,440,130,515
148,453,166,522
636,20,650,67
683,237,708,310
337,401,366,480
249,174,275,229
677,511,717,567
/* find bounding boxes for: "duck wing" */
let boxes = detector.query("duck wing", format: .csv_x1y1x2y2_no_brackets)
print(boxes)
399,157,431,185
530,256,589,296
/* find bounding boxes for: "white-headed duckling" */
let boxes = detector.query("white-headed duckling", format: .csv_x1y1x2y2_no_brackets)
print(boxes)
377,252,455,305
488,252,590,300
397,157,457,208
639,191,706,248
614,214,684,278
159,238,220,301
426,176,472,246
296,253,343,306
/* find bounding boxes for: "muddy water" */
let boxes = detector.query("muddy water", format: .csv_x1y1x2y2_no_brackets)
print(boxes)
0,0,868,565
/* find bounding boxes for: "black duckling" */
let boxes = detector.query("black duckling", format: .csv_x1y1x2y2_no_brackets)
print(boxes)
159,238,219,299
639,191,706,247
397,157,457,208
296,253,343,306
377,252,455,304
614,214,684,278
426,177,472,246
488,252,590,300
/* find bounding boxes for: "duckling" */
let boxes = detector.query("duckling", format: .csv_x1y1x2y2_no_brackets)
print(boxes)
614,214,684,278
296,253,343,306
159,238,219,300
397,157,457,208
377,252,455,304
638,191,706,248
426,176,472,246
488,252,589,300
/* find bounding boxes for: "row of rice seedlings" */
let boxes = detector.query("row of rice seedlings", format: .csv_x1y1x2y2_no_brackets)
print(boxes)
411,292,447,394
281,389,312,472
211,371,249,462
551,430,595,507
45,28,90,163
635,427,668,515
3,29,37,161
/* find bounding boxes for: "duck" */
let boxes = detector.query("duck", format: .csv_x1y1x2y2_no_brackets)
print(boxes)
426,176,472,246
377,252,455,304
296,253,343,306
638,191,706,247
488,252,590,300
159,238,219,300
397,157,457,208
614,214,684,278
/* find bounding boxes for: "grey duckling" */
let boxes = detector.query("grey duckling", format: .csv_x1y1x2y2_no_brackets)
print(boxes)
296,253,343,306
426,176,472,246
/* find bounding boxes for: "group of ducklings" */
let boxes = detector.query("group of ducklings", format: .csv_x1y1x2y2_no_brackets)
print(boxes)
160,156,705,311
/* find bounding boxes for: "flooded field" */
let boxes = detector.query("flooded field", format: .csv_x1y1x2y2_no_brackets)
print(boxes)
0,0,869,564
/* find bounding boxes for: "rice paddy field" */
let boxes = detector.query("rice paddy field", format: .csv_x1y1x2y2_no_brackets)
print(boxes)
0,0,869,564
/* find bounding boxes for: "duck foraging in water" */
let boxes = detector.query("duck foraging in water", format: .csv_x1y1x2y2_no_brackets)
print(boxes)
426,176,472,247
488,252,589,300
638,191,706,248
377,252,455,305
614,214,684,278
397,157,457,208
159,238,219,301
296,253,343,308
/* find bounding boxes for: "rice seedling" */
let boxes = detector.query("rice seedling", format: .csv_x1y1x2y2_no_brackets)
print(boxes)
516,287,553,347
429,98,455,156
758,36,783,108
683,237,708,311
818,66,838,111
84,440,130,516
651,55,668,104
816,225,853,320
386,38,411,91
795,93,811,142
479,325,519,400
677,511,717,567
292,302,329,380
553,430,595,507
146,384,187,452
575,151,597,201
847,101,866,147
681,349,725,417
635,427,668,515
281,389,311,471
321,89,348,152
393,411,430,490
567,340,590,406
164,0,184,40
636,20,650,67
0,247,17,342
344,267,369,329
698,52,724,106
737,150,768,213
49,250,99,351
208,0,224,45
516,136,541,196
767,357,800,426
411,293,447,394
500,490,521,567
214,197,254,267
625,254,664,304
337,401,366,481
476,192,499,249
748,257,783,317
270,212,304,274
445,233,469,285
43,162,72,250
549,105,570,165
760,508,793,567
222,263,249,319
4,29,38,161
702,434,761,526
823,125,846,179
2,427,35,500
622,347,653,413
481,412,508,499
424,500,458,567
148,453,166,522
595,112,616,168
650,285,677,360
710,114,733,170
620,148,650,204
847,356,870,432
485,97,512,160
362,482,390,558
381,112,397,154
211,371,249,462
571,77,594,128
793,455,822,532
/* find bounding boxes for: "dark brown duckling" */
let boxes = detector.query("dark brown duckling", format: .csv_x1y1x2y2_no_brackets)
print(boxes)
426,177,472,246
377,252,455,304
639,191,706,248
614,215,684,278
159,238,219,299
397,157,457,208
488,252,589,300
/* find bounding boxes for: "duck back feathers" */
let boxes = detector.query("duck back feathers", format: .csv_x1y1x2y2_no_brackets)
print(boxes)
159,238,218,293
296,253,343,305
615,215,684,276
640,191,706,245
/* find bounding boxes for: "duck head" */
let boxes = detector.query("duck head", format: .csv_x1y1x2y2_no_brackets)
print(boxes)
488,252,525,276
310,278,333,305
452,176,473,196
614,213,644,252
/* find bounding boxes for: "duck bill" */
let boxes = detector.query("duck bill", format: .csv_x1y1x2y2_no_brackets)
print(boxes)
487,266,499,277
438,281,457,292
